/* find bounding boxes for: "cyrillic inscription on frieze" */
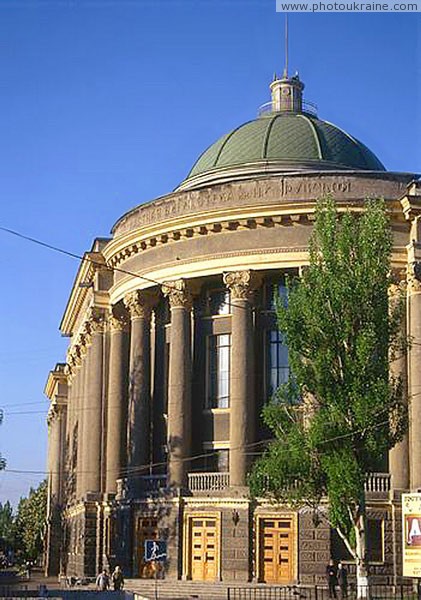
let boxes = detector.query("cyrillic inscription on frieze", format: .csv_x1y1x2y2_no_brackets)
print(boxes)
116,176,355,234
279,178,352,196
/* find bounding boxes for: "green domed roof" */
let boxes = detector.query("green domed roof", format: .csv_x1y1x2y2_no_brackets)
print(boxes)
180,111,385,189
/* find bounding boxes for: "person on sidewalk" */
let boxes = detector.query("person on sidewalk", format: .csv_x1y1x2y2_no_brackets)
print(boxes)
326,559,338,599
337,561,348,598
96,569,110,591
111,566,124,591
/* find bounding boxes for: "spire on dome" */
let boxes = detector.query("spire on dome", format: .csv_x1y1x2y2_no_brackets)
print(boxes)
270,14,304,113
283,13,289,78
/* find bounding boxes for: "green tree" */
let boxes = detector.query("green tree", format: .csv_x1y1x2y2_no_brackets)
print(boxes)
249,198,407,595
14,480,47,562
0,501,14,553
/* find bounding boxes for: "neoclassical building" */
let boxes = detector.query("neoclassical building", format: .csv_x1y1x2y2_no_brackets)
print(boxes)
45,71,420,585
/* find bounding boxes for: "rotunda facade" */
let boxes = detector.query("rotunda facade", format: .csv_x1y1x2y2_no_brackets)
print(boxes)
45,71,420,586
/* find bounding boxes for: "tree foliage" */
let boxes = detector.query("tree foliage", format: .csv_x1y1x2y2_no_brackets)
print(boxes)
13,480,47,562
0,501,14,551
249,198,407,574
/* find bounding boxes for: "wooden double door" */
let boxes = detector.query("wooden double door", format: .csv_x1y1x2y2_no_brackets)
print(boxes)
259,516,295,584
188,516,219,581
136,517,159,578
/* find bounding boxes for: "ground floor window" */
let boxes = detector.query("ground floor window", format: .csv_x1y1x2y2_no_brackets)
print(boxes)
267,330,289,397
330,518,384,563
207,334,231,408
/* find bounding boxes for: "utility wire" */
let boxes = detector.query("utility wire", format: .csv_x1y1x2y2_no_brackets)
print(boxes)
4,415,393,476
0,225,254,312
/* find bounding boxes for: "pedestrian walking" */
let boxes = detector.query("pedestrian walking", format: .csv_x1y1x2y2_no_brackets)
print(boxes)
25,560,32,580
337,561,348,598
96,569,110,591
111,566,124,591
326,559,338,599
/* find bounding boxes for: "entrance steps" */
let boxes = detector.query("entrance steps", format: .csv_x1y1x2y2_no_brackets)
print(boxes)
125,579,230,600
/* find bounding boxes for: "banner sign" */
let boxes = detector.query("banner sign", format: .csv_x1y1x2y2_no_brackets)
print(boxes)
144,540,167,563
402,493,421,577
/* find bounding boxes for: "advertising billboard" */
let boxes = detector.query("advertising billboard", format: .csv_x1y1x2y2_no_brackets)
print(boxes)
402,493,421,577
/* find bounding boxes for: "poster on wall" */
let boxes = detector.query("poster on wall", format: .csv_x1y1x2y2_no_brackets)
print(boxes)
402,493,421,577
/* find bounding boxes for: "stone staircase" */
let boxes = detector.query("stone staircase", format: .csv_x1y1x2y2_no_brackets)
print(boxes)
125,579,229,600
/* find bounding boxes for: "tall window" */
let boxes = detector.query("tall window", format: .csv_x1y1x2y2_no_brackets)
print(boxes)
267,330,289,396
266,281,288,311
208,334,231,408
208,289,230,315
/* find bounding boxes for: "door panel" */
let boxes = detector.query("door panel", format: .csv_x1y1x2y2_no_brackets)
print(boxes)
190,517,218,581
136,517,159,578
260,517,294,584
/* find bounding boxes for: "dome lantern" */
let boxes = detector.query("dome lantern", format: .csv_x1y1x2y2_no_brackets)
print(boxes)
270,72,305,113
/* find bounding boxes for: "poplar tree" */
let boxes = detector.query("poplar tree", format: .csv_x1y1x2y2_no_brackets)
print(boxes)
249,198,407,596
14,480,47,562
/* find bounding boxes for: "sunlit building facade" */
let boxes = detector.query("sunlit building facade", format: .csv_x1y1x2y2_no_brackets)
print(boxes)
45,71,420,585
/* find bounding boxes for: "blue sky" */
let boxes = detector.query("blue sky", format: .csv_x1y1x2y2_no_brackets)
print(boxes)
0,1,419,508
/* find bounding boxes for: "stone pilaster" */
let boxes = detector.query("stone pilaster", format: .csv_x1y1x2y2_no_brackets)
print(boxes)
389,274,409,490
82,309,105,496
105,312,129,494
407,261,421,489
162,279,193,488
124,291,155,492
223,270,259,488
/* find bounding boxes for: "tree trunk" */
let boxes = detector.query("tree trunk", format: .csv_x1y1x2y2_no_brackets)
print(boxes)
355,511,369,599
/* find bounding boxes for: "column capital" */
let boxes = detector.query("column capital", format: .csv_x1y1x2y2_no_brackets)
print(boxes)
108,311,129,332
389,268,407,297
67,352,78,369
73,346,83,367
64,361,74,382
87,308,106,334
223,270,261,301
124,290,155,319
162,279,193,310
407,262,421,294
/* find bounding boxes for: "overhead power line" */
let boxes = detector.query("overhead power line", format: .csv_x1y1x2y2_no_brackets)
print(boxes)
3,415,392,477
0,225,257,312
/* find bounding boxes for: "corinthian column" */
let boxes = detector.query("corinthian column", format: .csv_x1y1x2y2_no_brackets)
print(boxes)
389,274,409,490
105,312,129,494
223,270,259,488
65,357,77,501
162,279,193,488
82,310,105,496
75,337,88,500
72,346,83,500
408,262,421,489
48,407,62,503
124,291,154,492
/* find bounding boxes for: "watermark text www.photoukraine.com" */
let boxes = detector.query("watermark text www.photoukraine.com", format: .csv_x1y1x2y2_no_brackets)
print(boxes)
276,0,420,10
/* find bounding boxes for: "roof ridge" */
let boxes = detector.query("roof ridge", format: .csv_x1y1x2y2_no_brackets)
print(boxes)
297,113,323,160
322,118,371,169
262,114,280,159
213,119,255,167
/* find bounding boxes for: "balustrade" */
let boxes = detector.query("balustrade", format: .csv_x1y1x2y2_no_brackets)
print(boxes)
188,472,230,492
364,472,391,493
